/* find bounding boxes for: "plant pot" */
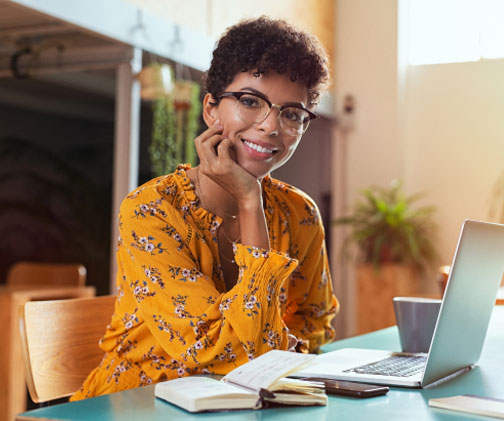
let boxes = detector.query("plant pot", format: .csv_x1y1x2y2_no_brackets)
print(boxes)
356,263,419,335
137,64,173,100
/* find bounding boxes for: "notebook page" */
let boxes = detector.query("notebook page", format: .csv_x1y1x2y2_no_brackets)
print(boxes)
223,350,315,391
156,376,254,399
429,394,504,418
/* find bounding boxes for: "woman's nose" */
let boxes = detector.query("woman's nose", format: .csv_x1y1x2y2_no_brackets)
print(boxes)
257,107,281,136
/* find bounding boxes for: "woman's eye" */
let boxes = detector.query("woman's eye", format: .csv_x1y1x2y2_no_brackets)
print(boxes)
282,108,303,122
239,95,261,108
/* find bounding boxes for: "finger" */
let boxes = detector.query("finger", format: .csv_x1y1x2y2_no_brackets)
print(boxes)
195,132,225,166
216,138,232,160
287,333,298,351
211,139,235,174
196,120,223,144
198,138,231,179
198,134,225,162
194,121,223,155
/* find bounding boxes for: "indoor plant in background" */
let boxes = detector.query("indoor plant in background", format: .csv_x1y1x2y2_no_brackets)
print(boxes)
138,62,201,177
335,180,438,334
146,64,201,177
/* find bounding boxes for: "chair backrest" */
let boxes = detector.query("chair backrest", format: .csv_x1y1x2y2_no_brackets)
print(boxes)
18,295,115,403
7,261,86,288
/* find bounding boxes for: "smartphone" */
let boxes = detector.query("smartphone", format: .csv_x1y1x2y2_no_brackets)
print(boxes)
300,377,389,398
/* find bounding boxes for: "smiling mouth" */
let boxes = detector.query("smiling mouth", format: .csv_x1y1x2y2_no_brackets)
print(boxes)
241,139,279,154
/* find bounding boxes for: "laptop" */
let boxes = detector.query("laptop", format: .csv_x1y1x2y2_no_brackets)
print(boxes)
292,220,504,388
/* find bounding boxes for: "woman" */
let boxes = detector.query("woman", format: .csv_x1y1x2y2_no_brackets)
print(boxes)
72,16,338,400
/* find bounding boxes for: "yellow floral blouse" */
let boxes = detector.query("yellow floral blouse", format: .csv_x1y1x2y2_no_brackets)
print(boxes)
71,165,339,400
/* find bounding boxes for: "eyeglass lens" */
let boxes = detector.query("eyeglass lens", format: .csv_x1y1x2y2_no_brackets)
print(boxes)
236,94,310,134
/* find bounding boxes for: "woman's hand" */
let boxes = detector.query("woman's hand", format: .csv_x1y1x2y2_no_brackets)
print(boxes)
287,333,299,352
194,120,270,251
194,120,261,206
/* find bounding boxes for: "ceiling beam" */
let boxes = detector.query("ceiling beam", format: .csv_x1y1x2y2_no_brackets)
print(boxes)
0,44,133,78
0,22,71,37
6,0,214,72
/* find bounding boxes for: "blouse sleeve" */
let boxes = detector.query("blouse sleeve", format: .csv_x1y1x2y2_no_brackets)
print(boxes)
117,191,298,374
282,212,339,353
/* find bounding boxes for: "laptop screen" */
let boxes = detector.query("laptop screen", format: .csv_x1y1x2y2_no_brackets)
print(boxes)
422,220,504,386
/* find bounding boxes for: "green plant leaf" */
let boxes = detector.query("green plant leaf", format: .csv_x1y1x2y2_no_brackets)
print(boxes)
149,75,201,177
334,180,438,272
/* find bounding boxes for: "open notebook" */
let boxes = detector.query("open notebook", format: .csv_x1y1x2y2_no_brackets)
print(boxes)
155,350,327,412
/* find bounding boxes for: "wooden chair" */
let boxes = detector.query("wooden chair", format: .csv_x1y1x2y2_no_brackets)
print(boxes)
436,265,451,294
7,261,86,288
18,295,115,403
438,265,504,305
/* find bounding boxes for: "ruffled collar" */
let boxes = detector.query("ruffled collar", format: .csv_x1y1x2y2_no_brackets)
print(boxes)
173,164,223,224
173,164,279,224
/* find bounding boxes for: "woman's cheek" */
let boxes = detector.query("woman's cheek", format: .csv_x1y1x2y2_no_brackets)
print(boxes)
223,126,239,145
221,112,245,140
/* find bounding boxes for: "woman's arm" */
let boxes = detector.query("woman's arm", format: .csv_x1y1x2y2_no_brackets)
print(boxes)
117,190,297,374
195,121,270,250
282,205,339,353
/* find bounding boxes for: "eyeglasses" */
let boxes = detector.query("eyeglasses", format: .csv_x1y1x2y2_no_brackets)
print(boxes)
218,91,317,136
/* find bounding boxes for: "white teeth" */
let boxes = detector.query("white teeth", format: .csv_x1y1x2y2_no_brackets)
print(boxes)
243,140,277,154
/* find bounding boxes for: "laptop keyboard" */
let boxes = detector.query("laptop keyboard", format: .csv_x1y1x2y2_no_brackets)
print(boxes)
343,354,427,377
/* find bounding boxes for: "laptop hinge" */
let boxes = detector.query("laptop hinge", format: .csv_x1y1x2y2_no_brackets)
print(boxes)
423,365,474,389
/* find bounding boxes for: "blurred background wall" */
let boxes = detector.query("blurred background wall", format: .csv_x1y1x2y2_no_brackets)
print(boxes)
2,0,503,337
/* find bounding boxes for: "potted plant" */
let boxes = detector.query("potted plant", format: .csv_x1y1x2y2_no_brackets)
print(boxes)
139,63,201,177
149,79,201,177
137,63,174,100
335,180,438,334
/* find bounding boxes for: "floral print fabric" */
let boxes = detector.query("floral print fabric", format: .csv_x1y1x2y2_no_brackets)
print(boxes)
71,165,338,400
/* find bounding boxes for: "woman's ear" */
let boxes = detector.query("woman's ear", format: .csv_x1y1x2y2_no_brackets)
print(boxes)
202,93,219,127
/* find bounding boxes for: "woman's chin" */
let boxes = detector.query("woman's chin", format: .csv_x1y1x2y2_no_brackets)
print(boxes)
234,152,282,179
234,158,272,179
242,166,268,180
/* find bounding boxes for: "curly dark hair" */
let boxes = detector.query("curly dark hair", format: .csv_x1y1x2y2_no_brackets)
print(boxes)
203,16,330,109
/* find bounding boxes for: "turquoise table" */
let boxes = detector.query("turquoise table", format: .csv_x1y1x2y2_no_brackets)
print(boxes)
17,307,504,421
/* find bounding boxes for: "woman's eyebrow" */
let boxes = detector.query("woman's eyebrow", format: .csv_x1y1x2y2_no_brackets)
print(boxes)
239,87,268,98
238,87,306,108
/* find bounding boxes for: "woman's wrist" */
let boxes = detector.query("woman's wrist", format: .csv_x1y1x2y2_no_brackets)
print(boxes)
236,186,262,212
237,188,270,250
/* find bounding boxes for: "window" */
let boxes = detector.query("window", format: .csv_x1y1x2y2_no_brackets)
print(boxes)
406,0,504,65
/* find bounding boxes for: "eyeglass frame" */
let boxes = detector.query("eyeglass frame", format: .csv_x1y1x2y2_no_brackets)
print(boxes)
217,91,318,135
